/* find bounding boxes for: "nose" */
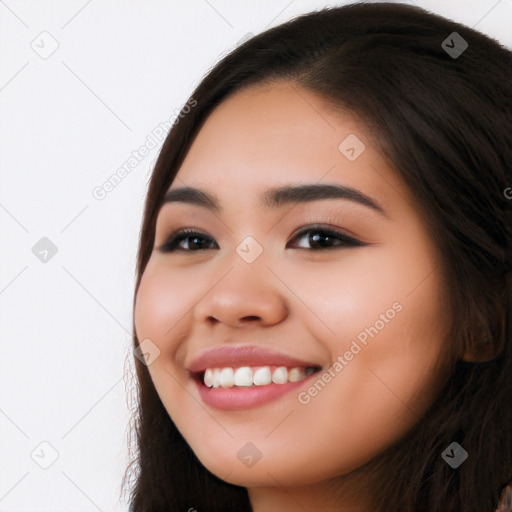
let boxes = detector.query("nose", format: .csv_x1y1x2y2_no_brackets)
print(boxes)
193,263,290,329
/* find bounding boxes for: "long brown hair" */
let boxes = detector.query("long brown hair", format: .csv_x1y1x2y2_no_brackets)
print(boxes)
121,3,512,510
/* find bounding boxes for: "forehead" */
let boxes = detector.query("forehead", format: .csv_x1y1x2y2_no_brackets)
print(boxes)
170,82,407,216
181,82,360,172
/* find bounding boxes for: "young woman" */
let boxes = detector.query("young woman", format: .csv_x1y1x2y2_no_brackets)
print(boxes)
122,2,512,510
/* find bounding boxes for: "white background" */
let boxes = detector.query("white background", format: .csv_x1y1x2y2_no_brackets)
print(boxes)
0,0,511,510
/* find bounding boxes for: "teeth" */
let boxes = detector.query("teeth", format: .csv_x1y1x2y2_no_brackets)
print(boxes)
204,368,213,387
203,365,315,388
212,368,221,388
220,368,235,388
234,367,253,387
253,367,271,386
272,366,288,384
288,367,307,382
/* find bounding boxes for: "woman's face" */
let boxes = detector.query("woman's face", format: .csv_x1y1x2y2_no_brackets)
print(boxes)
134,82,451,490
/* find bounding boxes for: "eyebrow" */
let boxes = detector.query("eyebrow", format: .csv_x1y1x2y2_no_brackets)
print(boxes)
161,183,387,217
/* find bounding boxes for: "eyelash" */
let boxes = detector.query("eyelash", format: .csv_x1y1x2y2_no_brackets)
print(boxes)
157,224,365,253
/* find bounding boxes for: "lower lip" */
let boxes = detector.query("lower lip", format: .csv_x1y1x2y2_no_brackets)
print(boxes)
193,373,319,410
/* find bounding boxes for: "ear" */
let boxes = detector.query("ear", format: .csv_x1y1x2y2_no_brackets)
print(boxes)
461,324,505,363
462,340,500,362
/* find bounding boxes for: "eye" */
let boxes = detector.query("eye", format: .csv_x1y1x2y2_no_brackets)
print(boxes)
157,224,365,253
158,229,218,252
288,224,365,250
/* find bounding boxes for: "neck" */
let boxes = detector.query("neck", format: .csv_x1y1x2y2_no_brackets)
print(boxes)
247,473,373,512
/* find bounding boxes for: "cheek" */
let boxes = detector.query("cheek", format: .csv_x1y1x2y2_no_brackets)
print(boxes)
133,261,196,417
304,245,440,354
284,248,447,456
134,261,193,343
292,246,440,344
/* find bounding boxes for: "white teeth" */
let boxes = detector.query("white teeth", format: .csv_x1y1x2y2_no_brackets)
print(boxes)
272,366,288,384
220,368,235,388
253,367,272,386
212,368,222,388
288,367,307,382
203,365,315,388
234,366,253,386
204,368,213,387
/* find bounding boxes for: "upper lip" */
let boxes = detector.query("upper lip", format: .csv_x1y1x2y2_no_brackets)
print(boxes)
187,345,321,374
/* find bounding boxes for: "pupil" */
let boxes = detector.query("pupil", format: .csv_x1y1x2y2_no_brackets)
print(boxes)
190,236,202,249
311,233,330,247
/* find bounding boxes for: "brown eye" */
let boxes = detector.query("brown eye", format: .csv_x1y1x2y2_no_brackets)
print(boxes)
288,225,365,251
157,224,364,253
159,229,218,252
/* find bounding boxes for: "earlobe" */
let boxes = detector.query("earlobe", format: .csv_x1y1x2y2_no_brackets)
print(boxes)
461,324,505,363
461,341,500,363
461,284,509,363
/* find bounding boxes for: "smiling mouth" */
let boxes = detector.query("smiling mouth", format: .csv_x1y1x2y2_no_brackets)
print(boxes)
192,365,321,388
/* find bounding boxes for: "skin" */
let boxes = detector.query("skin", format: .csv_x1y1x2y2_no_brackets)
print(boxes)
134,82,452,511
